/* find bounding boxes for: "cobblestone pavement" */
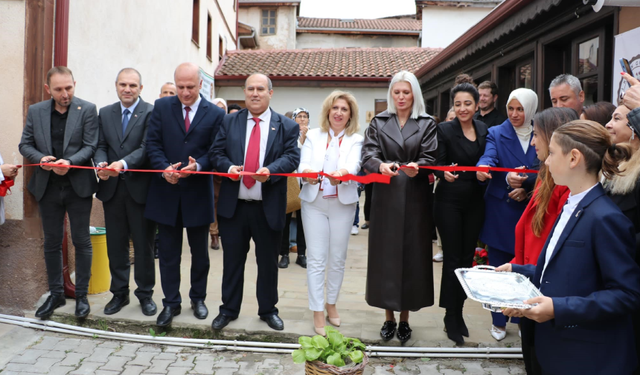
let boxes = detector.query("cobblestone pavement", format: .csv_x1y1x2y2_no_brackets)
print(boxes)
0,328,525,375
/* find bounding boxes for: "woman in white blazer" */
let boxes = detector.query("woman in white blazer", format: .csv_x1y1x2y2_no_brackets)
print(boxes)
299,90,364,336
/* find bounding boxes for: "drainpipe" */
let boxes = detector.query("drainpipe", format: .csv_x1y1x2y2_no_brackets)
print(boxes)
237,28,257,50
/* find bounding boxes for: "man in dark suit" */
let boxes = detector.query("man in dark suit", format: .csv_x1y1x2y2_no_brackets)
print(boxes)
95,68,156,316
209,73,300,331
145,62,224,327
19,66,98,319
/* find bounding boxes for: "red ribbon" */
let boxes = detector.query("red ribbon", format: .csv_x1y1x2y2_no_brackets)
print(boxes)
0,179,15,197
14,163,538,188
18,163,392,184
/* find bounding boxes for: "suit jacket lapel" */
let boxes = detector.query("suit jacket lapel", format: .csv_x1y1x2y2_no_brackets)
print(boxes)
122,100,146,143
41,101,53,155
111,103,124,143
265,108,279,161
187,95,208,135
171,98,186,135
476,120,487,152
543,185,604,270
237,109,249,163
401,118,420,141
63,98,81,152
380,116,404,149
501,124,530,166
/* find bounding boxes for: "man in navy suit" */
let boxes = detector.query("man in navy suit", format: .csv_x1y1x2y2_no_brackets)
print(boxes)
209,73,300,331
145,62,224,327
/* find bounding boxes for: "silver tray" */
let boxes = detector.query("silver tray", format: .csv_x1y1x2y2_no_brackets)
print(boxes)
455,266,542,312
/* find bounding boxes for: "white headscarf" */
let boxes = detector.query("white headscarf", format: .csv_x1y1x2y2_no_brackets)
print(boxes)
212,98,227,111
506,88,538,153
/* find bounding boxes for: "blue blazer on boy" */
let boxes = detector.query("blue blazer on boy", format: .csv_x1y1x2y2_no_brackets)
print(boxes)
513,183,640,374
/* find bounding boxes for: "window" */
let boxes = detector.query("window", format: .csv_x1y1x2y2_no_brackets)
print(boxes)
219,36,224,61
573,33,603,106
192,0,200,46
206,14,212,60
375,99,387,115
516,61,533,89
261,9,276,35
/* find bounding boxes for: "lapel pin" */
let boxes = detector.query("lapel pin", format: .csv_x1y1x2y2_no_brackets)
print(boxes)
134,114,138,118
271,127,275,131
77,106,81,110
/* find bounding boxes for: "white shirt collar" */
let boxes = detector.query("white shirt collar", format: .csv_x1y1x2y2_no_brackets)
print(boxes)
566,182,599,207
182,95,202,111
248,107,271,124
120,97,140,114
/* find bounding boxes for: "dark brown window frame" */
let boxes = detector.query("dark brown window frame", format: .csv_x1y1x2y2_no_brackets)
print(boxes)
206,13,212,61
192,0,200,47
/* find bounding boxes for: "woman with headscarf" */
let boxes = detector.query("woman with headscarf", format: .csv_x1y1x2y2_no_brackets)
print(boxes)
0,152,20,225
476,88,539,341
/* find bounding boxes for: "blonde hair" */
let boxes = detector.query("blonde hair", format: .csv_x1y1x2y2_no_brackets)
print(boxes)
387,71,426,119
319,90,360,136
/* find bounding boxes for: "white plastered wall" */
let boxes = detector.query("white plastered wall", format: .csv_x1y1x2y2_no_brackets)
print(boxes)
238,5,296,50
296,33,418,49
0,0,26,220
216,86,388,135
67,0,237,110
421,6,492,49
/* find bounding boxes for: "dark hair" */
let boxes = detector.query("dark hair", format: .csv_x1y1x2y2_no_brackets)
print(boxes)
454,73,476,88
284,111,293,119
553,120,632,179
450,83,479,105
478,81,499,96
582,101,616,127
46,66,74,86
530,107,579,236
227,104,242,113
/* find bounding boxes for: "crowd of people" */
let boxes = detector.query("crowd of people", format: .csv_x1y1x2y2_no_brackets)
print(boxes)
2,62,640,374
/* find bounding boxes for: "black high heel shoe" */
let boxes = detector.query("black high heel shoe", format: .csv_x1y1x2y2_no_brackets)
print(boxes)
380,321,397,341
397,321,412,343
444,313,464,345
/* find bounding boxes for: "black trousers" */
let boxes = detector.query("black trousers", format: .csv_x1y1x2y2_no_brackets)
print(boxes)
521,317,543,375
363,183,373,222
157,204,210,307
435,191,484,310
103,180,156,300
219,200,281,318
39,182,93,296
279,210,306,256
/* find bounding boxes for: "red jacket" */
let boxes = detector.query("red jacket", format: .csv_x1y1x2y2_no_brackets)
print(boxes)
511,183,570,265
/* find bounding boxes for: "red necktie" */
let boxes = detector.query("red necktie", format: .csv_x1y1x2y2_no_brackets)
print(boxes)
243,117,261,189
184,106,191,132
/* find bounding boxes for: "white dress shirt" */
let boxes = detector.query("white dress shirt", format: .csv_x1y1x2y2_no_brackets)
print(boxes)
182,96,202,171
238,108,271,201
117,98,140,170
540,183,598,282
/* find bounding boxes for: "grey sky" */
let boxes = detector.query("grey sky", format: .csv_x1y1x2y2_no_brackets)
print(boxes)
299,0,417,19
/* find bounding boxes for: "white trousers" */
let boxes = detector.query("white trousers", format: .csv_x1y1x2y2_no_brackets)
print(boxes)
301,193,356,312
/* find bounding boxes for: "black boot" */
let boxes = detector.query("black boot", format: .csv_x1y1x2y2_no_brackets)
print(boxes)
444,310,464,345
456,305,469,338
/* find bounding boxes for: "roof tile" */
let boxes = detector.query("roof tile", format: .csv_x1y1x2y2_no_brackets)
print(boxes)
297,17,422,32
215,47,442,79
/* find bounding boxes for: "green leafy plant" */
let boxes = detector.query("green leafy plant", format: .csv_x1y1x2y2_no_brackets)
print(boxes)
291,326,366,367
149,328,166,338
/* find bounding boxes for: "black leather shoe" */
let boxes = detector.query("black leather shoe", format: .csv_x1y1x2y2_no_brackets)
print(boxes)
278,255,289,268
156,305,181,327
75,295,90,318
397,321,412,343
296,255,307,268
261,314,284,331
361,223,369,229
140,298,157,316
457,312,469,338
211,313,236,330
104,294,130,315
444,313,464,345
380,321,397,341
35,294,66,319
191,300,208,320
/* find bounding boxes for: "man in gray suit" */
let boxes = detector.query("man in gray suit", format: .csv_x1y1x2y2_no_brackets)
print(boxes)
95,68,156,316
19,66,99,319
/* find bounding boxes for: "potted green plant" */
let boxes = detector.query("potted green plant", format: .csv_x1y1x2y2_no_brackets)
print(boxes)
292,326,368,375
